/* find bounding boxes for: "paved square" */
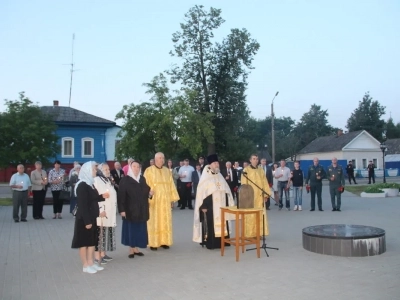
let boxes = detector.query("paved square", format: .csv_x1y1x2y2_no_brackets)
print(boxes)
0,186,399,300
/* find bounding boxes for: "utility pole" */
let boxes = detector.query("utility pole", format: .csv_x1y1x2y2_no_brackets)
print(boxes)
68,33,76,107
271,91,279,163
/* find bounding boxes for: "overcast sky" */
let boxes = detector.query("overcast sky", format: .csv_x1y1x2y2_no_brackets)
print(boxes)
1,0,399,129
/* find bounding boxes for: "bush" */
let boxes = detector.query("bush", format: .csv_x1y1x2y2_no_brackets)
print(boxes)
375,183,400,189
364,186,384,193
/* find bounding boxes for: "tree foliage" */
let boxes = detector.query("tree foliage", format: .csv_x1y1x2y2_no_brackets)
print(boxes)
168,5,260,155
346,92,386,140
115,74,214,162
385,117,400,139
0,92,59,168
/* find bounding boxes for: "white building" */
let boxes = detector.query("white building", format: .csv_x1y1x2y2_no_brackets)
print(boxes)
105,125,123,161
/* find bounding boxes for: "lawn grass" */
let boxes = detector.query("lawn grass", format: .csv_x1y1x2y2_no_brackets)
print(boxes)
345,185,367,196
0,198,12,206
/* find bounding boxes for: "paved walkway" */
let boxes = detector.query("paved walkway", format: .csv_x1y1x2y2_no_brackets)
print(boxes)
0,187,399,300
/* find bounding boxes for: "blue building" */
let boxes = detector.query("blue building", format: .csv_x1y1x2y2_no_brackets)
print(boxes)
41,101,116,164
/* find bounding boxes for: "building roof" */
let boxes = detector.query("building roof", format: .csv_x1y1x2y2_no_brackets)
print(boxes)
298,130,366,154
385,138,400,155
41,106,115,125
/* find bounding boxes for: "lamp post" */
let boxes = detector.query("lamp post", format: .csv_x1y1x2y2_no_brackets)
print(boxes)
257,144,268,161
271,91,279,163
380,142,387,183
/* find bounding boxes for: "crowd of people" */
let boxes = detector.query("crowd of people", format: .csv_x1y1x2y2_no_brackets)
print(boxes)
9,153,356,274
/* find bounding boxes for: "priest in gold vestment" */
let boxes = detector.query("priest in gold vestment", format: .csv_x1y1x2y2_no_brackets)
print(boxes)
144,152,179,250
241,154,271,237
193,154,235,249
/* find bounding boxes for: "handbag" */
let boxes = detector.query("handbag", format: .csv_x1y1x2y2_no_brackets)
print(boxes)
59,185,70,200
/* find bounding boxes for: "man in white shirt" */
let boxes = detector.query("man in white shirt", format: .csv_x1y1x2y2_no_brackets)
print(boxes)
275,159,291,211
9,164,32,222
178,159,195,210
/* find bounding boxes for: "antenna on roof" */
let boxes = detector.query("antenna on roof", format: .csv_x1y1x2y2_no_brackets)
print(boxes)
68,33,76,107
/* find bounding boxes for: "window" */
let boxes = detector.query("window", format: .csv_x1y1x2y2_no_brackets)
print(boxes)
351,159,356,169
373,159,377,167
62,137,74,157
362,159,367,169
82,138,94,158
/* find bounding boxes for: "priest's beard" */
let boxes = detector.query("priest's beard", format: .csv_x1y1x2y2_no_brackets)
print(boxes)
212,167,220,174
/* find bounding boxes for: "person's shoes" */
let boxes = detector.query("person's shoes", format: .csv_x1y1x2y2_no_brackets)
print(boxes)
94,258,107,265
266,207,270,210
34,217,40,220
355,183,357,184
177,204,181,208
102,255,113,261
332,208,337,211
83,266,97,274
21,219,27,222
294,205,298,211
310,209,315,211
286,207,290,211
298,205,302,211
14,219,19,223
52,215,57,219
337,209,341,212
188,207,194,210
150,247,158,251
39,216,45,219
274,203,278,206
133,252,144,256
368,182,371,184
319,208,324,211
58,215,62,219
128,254,135,258
278,207,282,211
161,245,170,249
91,264,104,271
180,207,185,210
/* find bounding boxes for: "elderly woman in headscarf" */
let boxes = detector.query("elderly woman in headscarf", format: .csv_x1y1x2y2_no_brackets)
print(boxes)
118,161,153,258
93,163,117,265
71,161,109,274
69,164,81,214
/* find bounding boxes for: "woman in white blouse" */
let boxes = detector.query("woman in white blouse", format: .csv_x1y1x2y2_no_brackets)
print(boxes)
93,163,117,265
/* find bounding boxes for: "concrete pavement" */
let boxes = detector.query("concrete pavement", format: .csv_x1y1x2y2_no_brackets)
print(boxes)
0,186,399,300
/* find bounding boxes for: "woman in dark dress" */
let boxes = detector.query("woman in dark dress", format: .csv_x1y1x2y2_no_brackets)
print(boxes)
71,161,110,274
118,161,152,258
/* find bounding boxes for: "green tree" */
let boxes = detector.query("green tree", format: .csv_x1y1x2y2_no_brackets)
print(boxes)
0,92,59,168
385,117,400,139
168,5,260,155
346,92,386,140
296,104,337,149
115,74,214,162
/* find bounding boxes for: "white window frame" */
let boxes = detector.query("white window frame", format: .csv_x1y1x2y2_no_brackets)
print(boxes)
362,159,367,169
62,137,74,158
82,137,94,158
351,159,356,169
373,158,377,168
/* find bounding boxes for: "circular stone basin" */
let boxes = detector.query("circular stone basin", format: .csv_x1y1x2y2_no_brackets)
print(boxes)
302,224,386,257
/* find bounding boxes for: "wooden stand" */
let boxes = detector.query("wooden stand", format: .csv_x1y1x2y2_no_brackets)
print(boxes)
220,207,263,262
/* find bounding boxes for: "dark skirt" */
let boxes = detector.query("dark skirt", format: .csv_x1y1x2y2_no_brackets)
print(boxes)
121,219,148,248
71,218,97,248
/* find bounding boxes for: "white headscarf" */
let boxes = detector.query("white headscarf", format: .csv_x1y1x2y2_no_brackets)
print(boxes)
74,161,96,195
127,161,141,183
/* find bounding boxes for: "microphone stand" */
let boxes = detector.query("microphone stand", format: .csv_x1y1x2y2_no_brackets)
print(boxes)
242,172,279,257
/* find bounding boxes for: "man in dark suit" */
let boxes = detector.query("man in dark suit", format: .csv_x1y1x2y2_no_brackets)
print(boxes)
198,156,206,173
260,158,273,210
223,161,239,199
192,163,202,201
110,161,124,191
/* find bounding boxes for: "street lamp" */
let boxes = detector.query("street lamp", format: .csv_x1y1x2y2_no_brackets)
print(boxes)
271,91,279,163
257,144,268,161
380,142,387,183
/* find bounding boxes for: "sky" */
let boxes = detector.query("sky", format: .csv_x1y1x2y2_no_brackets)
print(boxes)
1,0,399,130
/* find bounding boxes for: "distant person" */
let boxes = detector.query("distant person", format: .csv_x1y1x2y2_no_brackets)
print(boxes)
367,160,375,184
260,158,273,210
10,164,31,222
110,161,124,191
178,159,195,209
346,161,357,184
275,159,291,211
198,156,205,173
327,157,345,211
48,160,66,219
191,163,202,201
222,161,239,201
30,161,47,219
69,164,81,214
122,158,134,176
233,161,243,186
173,160,184,208
305,157,326,211
291,161,304,211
